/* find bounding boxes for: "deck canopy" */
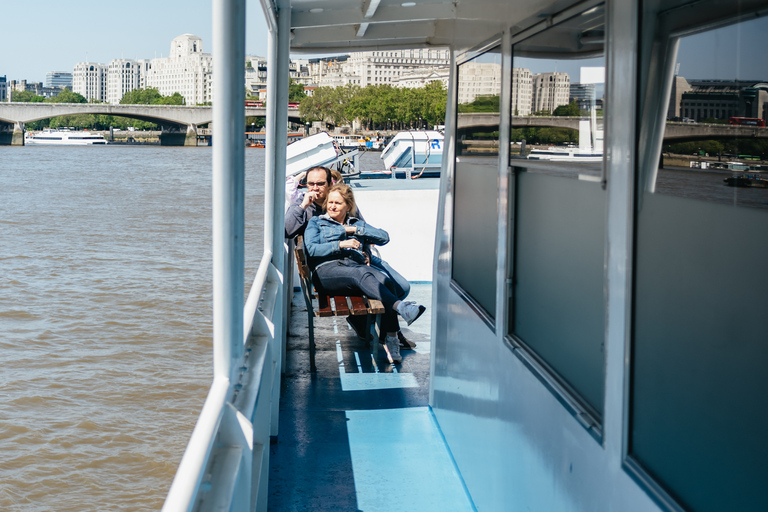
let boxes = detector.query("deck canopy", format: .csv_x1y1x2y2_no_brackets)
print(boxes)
263,0,604,55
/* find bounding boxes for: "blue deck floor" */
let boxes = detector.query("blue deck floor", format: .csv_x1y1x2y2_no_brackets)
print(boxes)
268,284,475,511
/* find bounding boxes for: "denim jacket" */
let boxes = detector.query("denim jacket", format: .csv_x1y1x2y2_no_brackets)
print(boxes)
304,214,389,270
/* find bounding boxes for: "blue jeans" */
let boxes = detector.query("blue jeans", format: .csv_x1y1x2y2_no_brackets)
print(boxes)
314,258,400,332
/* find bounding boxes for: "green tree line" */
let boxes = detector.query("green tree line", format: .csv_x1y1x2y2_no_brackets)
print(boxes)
299,81,447,130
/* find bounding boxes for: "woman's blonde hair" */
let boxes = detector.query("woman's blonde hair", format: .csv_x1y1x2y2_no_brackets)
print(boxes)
325,184,357,218
330,169,343,184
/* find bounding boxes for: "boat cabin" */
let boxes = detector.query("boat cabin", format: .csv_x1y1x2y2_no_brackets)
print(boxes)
163,1,768,511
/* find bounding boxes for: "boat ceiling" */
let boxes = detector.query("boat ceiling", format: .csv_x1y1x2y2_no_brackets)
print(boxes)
272,0,593,55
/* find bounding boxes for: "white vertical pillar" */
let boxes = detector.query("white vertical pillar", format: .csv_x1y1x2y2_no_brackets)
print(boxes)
212,0,246,382
266,1,291,438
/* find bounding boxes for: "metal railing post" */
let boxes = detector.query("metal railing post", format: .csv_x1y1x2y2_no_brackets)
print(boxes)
212,0,245,382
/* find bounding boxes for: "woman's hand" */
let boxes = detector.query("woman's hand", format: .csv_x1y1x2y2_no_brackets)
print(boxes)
344,226,356,235
339,239,361,250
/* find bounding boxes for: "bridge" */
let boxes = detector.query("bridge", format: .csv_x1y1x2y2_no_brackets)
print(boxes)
0,103,301,145
457,112,768,141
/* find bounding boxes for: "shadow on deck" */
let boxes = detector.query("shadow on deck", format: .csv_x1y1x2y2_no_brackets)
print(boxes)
268,284,474,512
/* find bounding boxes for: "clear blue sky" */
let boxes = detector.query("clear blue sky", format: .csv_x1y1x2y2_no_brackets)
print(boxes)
0,0,269,83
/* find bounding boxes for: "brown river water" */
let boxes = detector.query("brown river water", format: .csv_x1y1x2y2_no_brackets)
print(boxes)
0,146,270,511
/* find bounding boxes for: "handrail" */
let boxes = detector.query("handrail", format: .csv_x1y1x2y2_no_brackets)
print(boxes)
244,249,274,341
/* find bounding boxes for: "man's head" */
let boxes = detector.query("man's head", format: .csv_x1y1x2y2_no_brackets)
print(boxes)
305,166,332,205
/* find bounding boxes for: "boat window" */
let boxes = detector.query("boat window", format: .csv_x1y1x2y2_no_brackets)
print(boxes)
630,9,768,511
506,5,607,428
452,45,501,321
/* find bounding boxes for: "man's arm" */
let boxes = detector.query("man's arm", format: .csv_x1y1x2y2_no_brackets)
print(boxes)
285,202,310,238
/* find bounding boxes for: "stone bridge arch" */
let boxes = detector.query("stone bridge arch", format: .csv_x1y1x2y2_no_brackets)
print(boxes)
0,103,298,145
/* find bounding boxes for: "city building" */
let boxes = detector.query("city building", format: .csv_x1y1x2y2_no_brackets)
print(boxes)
678,79,768,122
245,56,268,97
511,67,533,116
0,75,7,101
532,72,570,114
570,83,597,112
312,49,450,88
457,61,502,105
146,34,213,105
73,62,107,102
107,59,141,104
9,79,63,98
391,67,449,89
45,71,73,89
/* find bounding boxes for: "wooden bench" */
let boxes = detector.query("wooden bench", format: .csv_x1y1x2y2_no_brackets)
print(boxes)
294,235,385,372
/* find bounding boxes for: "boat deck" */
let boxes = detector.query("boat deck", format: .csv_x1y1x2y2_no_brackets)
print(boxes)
268,284,476,511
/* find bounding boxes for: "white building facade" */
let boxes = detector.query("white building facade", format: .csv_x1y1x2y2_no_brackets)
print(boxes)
312,49,450,88
73,62,107,102
511,67,533,116
146,34,213,105
532,72,570,114
457,62,502,105
107,59,142,104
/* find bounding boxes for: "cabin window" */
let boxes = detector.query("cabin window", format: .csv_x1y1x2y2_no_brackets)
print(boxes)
629,8,768,511
507,5,607,427
452,45,501,321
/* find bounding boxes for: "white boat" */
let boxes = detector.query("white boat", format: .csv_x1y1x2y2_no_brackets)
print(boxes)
380,130,444,176
285,132,360,176
527,119,603,162
329,133,365,150
25,129,107,145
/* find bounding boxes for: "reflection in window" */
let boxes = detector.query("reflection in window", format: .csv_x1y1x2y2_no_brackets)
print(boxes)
510,6,605,179
452,46,501,319
654,16,768,210
631,13,768,512
507,6,606,426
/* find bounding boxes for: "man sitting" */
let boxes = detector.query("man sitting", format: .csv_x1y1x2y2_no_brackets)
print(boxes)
285,166,415,349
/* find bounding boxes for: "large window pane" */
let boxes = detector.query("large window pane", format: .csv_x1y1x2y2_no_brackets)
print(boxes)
631,12,768,511
452,46,501,318
508,6,607,422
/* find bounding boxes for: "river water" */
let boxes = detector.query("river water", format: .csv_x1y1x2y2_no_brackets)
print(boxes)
0,146,271,512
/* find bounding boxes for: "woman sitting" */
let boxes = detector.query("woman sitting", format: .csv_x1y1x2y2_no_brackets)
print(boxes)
303,184,425,363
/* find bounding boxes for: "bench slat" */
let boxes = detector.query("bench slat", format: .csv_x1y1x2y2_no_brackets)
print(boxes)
367,299,385,315
333,296,350,316
348,296,369,315
316,294,333,317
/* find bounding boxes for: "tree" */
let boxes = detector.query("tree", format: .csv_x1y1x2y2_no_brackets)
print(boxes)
10,90,45,102
289,78,307,102
553,101,580,117
46,88,87,104
120,87,185,105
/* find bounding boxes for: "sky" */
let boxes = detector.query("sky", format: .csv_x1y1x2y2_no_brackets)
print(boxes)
2,1,766,85
0,0,269,83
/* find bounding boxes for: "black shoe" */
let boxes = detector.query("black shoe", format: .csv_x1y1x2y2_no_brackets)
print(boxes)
346,316,373,341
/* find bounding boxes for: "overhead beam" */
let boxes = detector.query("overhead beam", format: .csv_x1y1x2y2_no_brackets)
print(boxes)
291,3,456,29
291,21,437,46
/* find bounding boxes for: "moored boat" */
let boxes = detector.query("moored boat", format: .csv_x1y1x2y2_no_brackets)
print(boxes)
25,129,107,146
380,130,444,177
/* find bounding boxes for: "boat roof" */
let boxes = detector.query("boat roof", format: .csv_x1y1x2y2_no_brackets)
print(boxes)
266,0,609,57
